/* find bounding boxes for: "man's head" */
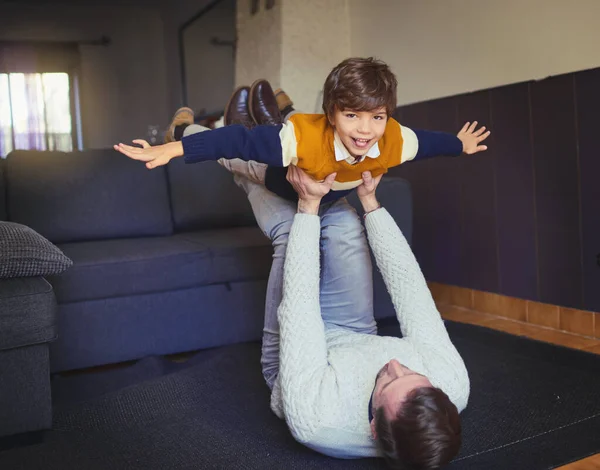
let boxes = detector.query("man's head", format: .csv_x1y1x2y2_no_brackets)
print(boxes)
322,57,397,158
370,359,462,469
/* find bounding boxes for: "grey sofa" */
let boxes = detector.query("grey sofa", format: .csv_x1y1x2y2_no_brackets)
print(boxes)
0,148,412,438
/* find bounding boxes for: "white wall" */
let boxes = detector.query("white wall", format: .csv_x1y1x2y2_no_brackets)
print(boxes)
281,0,350,112
235,0,350,113
0,3,168,148
235,0,282,87
349,0,600,105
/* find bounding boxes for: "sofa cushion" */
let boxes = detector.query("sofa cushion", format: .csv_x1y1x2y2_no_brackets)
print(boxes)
0,221,73,279
0,158,6,221
175,228,272,285
167,158,256,231
5,149,173,243
50,227,271,303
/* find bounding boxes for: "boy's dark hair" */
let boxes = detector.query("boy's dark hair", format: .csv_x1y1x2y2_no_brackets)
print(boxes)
322,57,398,118
375,387,462,470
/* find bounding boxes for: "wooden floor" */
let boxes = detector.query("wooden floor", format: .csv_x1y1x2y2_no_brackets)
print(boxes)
438,305,600,470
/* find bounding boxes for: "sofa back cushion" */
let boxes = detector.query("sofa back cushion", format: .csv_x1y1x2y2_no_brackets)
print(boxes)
167,158,256,231
5,149,173,243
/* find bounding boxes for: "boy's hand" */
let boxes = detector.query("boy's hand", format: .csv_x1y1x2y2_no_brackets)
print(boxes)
357,171,383,212
286,165,336,215
457,121,491,155
113,140,183,169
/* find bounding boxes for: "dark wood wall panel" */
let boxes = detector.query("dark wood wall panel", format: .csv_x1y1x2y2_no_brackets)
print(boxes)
574,68,600,312
457,90,499,292
423,97,464,285
530,76,582,308
395,67,598,312
490,83,538,300
393,103,433,277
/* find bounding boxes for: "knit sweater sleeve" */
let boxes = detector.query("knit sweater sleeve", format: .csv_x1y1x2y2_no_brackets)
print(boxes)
181,122,297,167
364,208,470,411
277,214,336,441
396,124,463,164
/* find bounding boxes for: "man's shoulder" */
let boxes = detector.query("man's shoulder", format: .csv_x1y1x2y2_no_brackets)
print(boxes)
301,425,379,459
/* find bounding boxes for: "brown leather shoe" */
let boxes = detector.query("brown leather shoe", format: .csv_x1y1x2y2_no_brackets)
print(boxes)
249,79,283,126
224,86,253,128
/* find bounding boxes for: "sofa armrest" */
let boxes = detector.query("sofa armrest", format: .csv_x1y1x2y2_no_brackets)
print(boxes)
0,277,58,351
0,276,56,438
347,176,413,245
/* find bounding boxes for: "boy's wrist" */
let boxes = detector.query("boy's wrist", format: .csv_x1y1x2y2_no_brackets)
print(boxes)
167,141,184,159
457,135,466,154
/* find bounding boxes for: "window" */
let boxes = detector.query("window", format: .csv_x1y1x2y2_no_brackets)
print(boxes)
0,72,75,156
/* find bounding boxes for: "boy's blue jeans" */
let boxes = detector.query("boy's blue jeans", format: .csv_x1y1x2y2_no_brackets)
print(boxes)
183,125,377,389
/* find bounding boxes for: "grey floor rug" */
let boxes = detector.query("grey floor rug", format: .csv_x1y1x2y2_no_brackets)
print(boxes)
1,319,599,470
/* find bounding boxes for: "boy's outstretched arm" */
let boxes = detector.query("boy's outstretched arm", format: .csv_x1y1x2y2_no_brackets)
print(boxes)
114,139,183,169
399,121,491,164
114,123,291,169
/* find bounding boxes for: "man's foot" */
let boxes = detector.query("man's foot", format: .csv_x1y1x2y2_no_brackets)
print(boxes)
224,86,253,127
249,79,282,126
165,107,194,143
274,88,295,117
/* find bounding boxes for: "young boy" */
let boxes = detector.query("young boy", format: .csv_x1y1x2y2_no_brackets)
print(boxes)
115,57,489,204
114,57,490,387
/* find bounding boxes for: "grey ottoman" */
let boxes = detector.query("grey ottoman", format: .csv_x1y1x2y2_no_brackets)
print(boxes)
0,277,57,437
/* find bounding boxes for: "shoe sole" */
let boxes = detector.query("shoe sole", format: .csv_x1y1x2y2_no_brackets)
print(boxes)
274,88,293,111
165,107,194,143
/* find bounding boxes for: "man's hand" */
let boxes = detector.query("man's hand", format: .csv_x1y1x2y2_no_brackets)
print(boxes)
286,165,336,215
357,171,382,213
457,121,491,155
113,140,183,169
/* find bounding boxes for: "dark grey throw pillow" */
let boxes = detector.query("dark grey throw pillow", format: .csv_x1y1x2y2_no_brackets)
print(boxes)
0,221,73,278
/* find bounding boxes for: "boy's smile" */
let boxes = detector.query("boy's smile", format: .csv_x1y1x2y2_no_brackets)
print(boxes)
330,107,388,158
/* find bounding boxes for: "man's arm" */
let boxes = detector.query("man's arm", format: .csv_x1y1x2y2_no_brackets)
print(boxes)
398,121,490,163
275,168,338,442
358,179,469,410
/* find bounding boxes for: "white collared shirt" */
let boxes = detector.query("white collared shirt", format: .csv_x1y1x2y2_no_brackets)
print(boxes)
333,131,380,164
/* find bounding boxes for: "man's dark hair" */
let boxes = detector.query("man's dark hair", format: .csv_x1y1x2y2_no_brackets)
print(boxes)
322,57,398,119
375,387,462,470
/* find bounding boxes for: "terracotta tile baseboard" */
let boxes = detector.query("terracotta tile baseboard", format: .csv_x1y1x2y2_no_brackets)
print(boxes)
428,282,599,339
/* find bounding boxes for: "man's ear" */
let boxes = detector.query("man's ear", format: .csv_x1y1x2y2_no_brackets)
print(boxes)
370,418,377,439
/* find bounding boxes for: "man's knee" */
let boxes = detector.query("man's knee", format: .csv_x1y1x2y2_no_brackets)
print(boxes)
269,218,293,250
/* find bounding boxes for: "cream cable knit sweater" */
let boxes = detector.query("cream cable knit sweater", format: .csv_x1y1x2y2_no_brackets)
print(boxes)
270,208,470,459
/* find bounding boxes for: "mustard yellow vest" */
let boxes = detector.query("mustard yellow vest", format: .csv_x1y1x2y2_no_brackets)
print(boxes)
287,114,404,183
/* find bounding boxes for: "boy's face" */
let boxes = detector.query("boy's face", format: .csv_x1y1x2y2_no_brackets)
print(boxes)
329,106,388,157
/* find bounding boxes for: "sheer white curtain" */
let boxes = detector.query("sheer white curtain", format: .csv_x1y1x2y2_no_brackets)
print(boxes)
0,43,80,157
